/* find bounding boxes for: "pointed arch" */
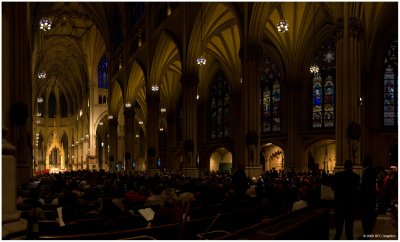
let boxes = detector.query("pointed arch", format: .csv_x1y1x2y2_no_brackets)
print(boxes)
187,3,241,88
150,31,182,113
109,80,123,116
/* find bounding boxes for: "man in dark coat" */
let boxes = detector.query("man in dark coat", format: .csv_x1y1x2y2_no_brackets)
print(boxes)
332,160,360,240
360,156,377,237
232,162,248,198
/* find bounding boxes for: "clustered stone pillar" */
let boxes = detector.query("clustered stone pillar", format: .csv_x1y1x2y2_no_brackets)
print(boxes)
2,129,28,238
240,44,263,178
182,73,199,177
108,118,118,172
146,93,160,175
334,3,363,175
124,107,135,173
2,3,30,238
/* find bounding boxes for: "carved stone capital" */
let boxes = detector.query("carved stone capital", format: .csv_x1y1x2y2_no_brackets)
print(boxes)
334,18,344,41
181,73,199,86
124,107,136,118
239,44,263,66
349,17,363,40
109,118,118,127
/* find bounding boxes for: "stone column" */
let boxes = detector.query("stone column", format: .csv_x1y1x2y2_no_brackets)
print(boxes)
334,4,363,175
109,117,118,172
145,93,160,175
240,44,263,178
286,84,302,171
181,73,199,177
2,2,32,186
124,107,135,173
2,129,28,238
166,110,177,170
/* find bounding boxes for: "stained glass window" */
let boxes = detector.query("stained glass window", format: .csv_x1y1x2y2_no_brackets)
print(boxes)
260,56,280,133
384,39,397,126
60,92,68,117
98,56,108,89
210,70,230,139
48,92,56,118
312,39,336,128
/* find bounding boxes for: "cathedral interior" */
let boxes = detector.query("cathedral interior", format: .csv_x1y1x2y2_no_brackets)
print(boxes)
2,2,398,239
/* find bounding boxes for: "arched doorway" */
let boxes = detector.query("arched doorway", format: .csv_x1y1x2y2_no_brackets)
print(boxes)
261,143,284,171
307,139,336,174
209,147,232,173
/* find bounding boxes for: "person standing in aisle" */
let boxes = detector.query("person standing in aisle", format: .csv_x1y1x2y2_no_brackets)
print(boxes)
359,156,377,238
332,160,360,240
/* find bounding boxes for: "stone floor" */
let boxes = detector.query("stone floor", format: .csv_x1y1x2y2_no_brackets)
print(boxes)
329,210,398,240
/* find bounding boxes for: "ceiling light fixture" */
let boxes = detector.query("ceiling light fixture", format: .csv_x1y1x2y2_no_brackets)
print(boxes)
38,71,46,79
39,18,52,32
276,20,289,33
197,3,206,65
151,84,159,92
309,2,319,75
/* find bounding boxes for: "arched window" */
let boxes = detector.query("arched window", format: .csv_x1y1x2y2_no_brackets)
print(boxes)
103,95,107,104
383,39,397,126
98,56,108,89
260,56,281,133
312,39,336,128
209,70,230,139
99,95,102,104
60,92,68,117
48,92,57,118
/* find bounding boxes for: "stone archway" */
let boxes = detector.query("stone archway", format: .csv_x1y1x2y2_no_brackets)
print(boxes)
46,138,65,171
261,144,285,172
209,147,232,173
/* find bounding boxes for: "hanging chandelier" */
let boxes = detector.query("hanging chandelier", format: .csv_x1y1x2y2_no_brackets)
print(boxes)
310,65,319,74
151,84,159,91
309,2,319,75
197,56,206,65
37,70,46,79
197,4,206,65
276,20,289,33
39,18,53,32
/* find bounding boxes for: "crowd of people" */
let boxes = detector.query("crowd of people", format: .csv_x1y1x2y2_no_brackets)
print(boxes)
16,160,397,239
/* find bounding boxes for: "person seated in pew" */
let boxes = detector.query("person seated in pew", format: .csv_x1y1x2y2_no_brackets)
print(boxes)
153,188,184,225
292,185,308,211
144,185,163,207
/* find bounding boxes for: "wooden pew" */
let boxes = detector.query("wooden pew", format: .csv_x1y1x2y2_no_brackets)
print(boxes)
179,215,217,240
37,222,181,240
196,204,266,239
214,207,329,240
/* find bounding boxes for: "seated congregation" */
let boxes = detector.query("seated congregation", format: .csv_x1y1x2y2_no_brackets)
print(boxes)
16,169,330,240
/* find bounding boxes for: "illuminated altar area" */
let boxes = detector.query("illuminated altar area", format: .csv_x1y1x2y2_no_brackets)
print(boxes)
45,133,66,173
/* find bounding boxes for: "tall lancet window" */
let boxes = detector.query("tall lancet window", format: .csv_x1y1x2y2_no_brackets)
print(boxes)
383,39,398,126
260,56,281,132
312,39,336,128
98,56,108,89
210,70,230,139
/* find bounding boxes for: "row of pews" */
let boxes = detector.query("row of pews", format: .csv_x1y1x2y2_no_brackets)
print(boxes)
26,205,328,240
